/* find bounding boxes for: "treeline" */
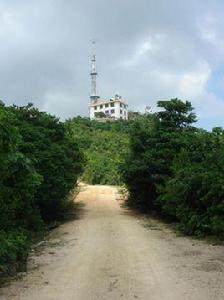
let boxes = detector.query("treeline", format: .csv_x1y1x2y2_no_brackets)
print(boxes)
66,117,130,185
0,103,84,275
2,98,222,277
67,104,224,238
122,99,224,237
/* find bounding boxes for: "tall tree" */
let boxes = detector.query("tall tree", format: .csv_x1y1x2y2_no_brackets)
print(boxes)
123,99,196,211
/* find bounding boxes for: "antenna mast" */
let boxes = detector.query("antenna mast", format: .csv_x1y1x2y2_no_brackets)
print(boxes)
90,40,100,103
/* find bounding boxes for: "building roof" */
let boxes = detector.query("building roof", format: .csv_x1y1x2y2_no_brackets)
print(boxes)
90,95,128,107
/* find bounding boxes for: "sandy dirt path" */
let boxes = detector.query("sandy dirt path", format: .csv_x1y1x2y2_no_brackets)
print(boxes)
1,184,224,300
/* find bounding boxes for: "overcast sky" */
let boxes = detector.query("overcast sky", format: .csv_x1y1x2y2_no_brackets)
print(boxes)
1,0,224,128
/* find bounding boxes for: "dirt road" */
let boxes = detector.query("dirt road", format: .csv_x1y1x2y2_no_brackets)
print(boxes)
1,185,224,300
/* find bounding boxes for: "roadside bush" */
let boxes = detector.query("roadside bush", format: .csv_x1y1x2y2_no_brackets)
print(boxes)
158,130,224,237
123,99,224,237
0,105,43,231
0,103,84,275
122,114,158,210
122,99,196,211
0,230,30,274
9,104,84,222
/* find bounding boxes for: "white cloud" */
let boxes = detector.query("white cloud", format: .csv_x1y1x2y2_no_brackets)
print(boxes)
198,14,224,54
0,12,23,36
42,90,84,120
122,34,162,67
146,61,224,123
178,61,211,98
199,15,217,43
0,0,224,129
193,92,224,128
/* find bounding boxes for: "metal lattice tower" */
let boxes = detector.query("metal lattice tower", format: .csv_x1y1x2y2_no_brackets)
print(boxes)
90,41,100,103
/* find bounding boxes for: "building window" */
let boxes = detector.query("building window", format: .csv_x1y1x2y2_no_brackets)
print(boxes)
94,106,97,110
120,109,122,114
124,111,126,115
110,103,114,107
110,109,115,114
105,103,109,107
100,105,103,109
105,110,109,114
120,103,123,107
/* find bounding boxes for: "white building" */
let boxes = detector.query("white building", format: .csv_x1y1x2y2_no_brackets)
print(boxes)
89,50,128,120
89,95,128,120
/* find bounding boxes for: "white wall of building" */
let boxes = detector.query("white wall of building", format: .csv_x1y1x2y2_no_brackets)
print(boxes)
89,106,95,120
89,98,128,120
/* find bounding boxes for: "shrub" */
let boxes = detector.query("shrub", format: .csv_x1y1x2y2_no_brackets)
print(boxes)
123,99,224,237
159,131,224,237
122,99,196,211
9,104,84,222
66,117,130,185
0,103,84,274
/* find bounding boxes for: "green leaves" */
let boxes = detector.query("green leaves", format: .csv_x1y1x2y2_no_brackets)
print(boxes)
156,98,197,129
0,103,84,274
164,131,224,236
66,117,130,186
122,99,224,237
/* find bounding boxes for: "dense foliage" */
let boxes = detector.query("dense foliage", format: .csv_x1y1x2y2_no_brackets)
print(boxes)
1,97,224,276
0,103,84,275
66,117,130,185
159,129,224,236
123,99,224,237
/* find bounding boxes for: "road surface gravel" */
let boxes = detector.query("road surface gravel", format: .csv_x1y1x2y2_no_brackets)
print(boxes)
1,184,224,300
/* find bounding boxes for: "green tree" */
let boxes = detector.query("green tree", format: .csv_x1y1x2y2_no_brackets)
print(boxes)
0,105,42,274
66,117,131,185
9,104,84,222
156,99,196,129
0,103,85,274
160,129,224,236
123,99,196,211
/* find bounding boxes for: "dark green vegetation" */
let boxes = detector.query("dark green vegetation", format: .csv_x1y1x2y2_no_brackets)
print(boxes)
66,104,224,238
0,103,84,275
123,99,224,238
1,98,223,277
66,117,130,185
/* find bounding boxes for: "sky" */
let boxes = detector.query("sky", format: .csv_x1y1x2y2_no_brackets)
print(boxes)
1,0,224,129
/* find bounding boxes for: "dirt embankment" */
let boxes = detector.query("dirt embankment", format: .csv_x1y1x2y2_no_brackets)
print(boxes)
0,185,224,300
